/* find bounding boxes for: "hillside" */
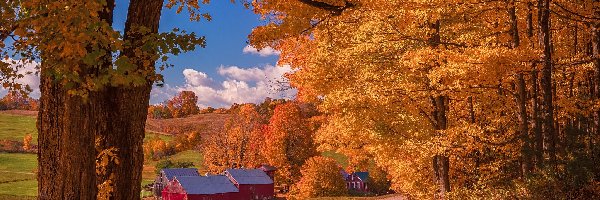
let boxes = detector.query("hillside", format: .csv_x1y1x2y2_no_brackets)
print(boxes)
145,113,230,136
0,110,230,137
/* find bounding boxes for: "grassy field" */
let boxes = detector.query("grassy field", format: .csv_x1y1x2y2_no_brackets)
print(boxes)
0,153,38,197
0,113,37,144
141,149,203,185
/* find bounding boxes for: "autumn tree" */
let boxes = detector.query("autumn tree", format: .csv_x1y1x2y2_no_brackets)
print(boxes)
167,91,200,118
262,101,317,187
288,156,347,199
0,91,38,110
250,0,600,199
203,104,265,172
173,131,202,151
1,0,208,199
148,104,173,119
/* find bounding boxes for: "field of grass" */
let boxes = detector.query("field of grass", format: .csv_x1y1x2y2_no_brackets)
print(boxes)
0,153,38,197
322,151,348,167
141,150,203,185
0,113,37,144
144,132,174,142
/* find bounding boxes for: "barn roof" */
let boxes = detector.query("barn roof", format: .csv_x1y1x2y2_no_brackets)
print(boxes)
354,172,369,182
176,176,239,194
162,168,199,181
225,169,274,185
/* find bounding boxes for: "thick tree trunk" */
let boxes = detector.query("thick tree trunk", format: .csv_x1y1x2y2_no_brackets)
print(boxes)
37,1,114,199
538,0,556,165
96,0,164,199
37,70,102,200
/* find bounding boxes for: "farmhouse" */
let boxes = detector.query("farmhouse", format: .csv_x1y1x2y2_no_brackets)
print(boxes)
154,168,200,197
225,168,275,200
341,170,370,192
162,175,240,200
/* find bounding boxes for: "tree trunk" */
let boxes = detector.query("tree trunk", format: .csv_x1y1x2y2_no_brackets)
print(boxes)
37,1,115,199
531,69,543,168
37,71,103,200
538,0,556,165
427,19,451,199
508,0,531,175
432,96,450,199
96,0,164,199
592,1,600,150
516,74,531,175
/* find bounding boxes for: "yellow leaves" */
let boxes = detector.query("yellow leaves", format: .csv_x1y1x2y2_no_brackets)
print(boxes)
289,156,348,199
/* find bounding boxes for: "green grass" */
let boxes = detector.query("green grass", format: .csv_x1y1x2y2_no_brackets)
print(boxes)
0,194,36,200
0,153,38,197
322,151,348,167
0,114,37,144
141,150,204,183
144,132,173,142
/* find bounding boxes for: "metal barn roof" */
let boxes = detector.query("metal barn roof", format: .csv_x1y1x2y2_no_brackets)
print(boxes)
225,169,274,185
162,168,199,181
176,176,239,195
354,172,369,182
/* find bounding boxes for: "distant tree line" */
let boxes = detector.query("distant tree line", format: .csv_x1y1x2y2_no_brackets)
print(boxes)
0,91,38,111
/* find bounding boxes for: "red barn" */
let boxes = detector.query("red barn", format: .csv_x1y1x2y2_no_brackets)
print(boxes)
162,175,240,200
225,168,275,200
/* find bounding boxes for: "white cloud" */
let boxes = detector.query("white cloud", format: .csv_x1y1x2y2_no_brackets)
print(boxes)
150,84,178,105
157,65,296,108
242,45,280,57
1,58,40,98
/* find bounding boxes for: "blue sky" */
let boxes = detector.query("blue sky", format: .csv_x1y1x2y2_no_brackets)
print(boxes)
119,0,295,107
2,1,296,108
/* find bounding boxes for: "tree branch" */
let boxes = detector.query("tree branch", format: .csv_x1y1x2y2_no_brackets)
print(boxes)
298,0,355,15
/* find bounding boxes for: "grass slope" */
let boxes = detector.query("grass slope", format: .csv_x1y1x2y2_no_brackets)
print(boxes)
0,113,37,144
0,153,37,197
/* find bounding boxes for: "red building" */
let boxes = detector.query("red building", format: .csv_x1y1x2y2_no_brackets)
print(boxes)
162,175,240,200
225,168,275,200
342,170,370,192
154,168,200,197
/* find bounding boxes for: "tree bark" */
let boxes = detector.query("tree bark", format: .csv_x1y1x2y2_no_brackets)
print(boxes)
37,72,103,200
531,69,543,168
432,95,450,199
96,0,164,199
427,19,451,199
37,1,115,199
538,0,556,165
592,1,600,150
516,74,532,175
